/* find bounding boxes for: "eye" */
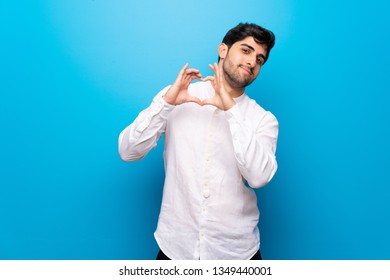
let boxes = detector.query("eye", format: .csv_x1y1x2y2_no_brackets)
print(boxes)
257,57,264,65
242,48,250,54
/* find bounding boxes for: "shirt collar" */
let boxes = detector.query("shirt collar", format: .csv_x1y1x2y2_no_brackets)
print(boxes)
233,93,247,103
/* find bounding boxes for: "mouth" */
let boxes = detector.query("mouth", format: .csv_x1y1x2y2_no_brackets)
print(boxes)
239,65,253,75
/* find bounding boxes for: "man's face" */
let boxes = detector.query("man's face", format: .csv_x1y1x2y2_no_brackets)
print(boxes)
221,36,267,89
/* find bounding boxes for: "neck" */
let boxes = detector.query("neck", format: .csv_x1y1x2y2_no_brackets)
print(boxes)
223,76,245,99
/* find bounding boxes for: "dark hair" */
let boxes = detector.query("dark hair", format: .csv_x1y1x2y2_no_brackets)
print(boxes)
220,23,275,64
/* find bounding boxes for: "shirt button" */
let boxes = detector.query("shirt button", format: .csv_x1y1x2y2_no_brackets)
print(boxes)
203,192,210,198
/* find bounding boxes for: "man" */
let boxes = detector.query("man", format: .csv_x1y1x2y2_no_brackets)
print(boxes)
118,23,278,260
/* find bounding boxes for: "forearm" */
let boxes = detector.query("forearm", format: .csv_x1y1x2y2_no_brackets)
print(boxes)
118,88,174,161
226,105,279,188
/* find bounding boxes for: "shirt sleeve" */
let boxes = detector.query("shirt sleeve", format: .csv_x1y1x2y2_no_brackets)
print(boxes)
118,86,175,161
225,104,279,188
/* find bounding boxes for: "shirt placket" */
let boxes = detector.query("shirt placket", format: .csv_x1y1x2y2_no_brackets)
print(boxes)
199,109,220,259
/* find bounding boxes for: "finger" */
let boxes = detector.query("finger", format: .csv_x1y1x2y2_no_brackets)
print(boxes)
206,64,218,86
186,70,202,80
202,76,215,82
186,96,203,106
208,63,216,73
209,63,219,84
214,63,220,82
173,63,189,84
178,63,189,77
183,75,193,88
185,74,202,85
217,63,224,80
190,73,203,80
186,68,201,74
202,98,215,106
183,73,201,87
202,76,216,90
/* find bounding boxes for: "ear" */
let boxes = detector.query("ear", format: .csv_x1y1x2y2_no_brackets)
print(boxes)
218,43,228,60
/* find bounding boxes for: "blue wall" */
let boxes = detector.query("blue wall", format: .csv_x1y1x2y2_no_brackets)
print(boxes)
1,0,389,259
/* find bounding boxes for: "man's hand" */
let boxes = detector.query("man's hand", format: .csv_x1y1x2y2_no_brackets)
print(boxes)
163,63,203,106
202,63,236,111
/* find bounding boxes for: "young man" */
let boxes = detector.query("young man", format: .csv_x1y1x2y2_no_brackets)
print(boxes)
118,23,278,260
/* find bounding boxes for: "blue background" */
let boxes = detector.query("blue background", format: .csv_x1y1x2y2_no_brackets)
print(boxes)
1,0,389,260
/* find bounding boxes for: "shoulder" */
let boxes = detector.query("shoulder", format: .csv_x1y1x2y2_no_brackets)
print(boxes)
240,95,277,117
240,95,278,126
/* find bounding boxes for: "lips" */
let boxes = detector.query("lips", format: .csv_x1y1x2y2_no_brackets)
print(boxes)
239,65,252,75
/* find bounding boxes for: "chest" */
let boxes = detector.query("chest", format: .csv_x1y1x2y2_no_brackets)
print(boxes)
165,103,233,156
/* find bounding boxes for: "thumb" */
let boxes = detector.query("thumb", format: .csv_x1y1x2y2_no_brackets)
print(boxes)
186,96,203,106
202,76,216,90
202,98,214,107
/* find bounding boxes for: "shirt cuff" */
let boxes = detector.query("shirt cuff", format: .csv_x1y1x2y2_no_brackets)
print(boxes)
225,103,244,124
150,92,175,119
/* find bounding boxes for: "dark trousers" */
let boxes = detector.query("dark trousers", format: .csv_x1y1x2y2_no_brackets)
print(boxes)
156,249,262,260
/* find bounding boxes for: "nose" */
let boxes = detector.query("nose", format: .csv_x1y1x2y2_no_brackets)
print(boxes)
246,54,257,67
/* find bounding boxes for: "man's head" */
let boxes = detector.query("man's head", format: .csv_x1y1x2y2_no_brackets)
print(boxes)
219,23,275,64
218,23,275,89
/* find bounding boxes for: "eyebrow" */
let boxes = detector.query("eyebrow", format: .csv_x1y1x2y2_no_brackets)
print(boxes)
240,43,266,61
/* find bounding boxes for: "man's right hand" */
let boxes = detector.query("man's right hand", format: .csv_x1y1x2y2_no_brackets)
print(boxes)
163,63,203,106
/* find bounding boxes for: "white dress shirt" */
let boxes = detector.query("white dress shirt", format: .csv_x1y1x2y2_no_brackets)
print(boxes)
118,81,278,260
